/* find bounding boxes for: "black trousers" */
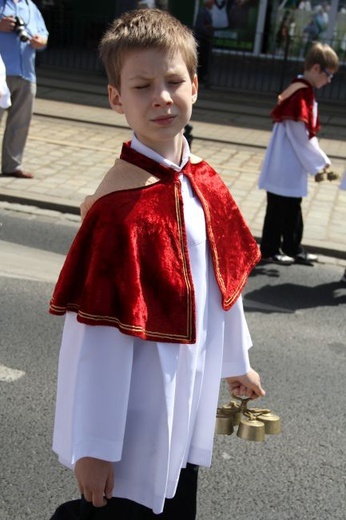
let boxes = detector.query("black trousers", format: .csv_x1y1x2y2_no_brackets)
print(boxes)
50,463,199,520
195,36,212,82
260,192,304,257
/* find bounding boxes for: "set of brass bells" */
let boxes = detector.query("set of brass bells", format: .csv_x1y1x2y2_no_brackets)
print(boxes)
215,397,281,441
315,170,340,182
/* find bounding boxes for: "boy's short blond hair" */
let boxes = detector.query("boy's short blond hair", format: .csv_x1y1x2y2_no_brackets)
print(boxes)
304,42,339,72
99,8,198,89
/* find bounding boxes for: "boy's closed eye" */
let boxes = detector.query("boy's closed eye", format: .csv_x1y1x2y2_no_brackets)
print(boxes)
133,79,185,90
167,75,186,84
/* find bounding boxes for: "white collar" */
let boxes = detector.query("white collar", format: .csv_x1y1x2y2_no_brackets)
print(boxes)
130,134,190,172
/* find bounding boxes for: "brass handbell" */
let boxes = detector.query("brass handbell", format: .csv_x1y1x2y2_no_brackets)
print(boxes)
215,407,234,435
216,396,281,441
236,417,265,442
257,412,281,435
222,401,242,426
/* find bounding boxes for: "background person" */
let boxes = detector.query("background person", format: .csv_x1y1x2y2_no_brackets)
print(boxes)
258,42,339,266
0,0,48,179
194,0,215,85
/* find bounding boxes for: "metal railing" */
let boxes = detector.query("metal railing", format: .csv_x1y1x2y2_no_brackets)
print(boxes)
208,41,345,101
37,8,346,101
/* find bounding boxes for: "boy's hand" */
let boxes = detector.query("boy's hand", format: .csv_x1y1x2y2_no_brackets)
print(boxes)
226,368,265,400
74,457,114,507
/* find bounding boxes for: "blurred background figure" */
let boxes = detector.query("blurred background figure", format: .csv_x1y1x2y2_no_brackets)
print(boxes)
0,0,48,179
194,0,215,86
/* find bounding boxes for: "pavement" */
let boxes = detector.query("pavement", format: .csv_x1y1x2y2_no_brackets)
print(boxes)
0,70,345,262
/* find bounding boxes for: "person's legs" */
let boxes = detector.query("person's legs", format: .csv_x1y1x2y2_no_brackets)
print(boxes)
281,197,317,264
281,196,303,256
1,76,36,174
260,192,285,257
196,38,211,83
109,463,199,519
158,463,199,519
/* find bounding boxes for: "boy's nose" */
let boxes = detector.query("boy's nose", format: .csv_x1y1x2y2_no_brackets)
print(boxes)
152,86,173,105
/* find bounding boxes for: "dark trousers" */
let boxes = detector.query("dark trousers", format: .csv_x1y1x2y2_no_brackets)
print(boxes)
260,192,304,257
50,463,198,520
196,37,212,82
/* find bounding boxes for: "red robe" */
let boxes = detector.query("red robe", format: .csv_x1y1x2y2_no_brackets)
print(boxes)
50,143,260,344
271,78,320,139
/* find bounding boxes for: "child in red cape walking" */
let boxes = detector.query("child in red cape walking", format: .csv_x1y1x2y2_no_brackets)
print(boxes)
258,42,339,266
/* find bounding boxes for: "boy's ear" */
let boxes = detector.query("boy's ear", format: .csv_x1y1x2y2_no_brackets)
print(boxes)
108,85,124,114
192,74,198,105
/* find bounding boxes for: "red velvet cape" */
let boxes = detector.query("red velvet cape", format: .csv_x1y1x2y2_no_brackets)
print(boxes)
271,78,320,139
50,143,261,344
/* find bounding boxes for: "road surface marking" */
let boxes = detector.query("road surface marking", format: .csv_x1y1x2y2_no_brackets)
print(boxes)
0,363,25,382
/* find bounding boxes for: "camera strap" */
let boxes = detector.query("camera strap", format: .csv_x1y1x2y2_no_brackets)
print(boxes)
1,0,31,27
1,0,30,18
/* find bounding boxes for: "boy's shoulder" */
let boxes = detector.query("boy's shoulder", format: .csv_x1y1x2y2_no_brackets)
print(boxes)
80,159,159,219
278,81,308,103
190,153,203,164
277,80,310,104
81,154,204,219
271,78,319,137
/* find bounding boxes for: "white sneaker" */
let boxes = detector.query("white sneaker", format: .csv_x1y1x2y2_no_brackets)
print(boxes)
262,254,295,265
295,252,318,264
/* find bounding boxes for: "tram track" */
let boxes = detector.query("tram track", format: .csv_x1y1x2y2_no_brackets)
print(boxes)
34,78,346,163
32,109,346,162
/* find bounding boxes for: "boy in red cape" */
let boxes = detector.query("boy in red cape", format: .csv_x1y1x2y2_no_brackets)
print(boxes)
50,9,265,519
258,42,339,266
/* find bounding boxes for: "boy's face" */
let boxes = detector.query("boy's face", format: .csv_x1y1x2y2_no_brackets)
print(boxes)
305,63,335,89
108,48,198,158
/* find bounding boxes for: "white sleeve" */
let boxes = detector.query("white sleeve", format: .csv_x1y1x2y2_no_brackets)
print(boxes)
52,312,134,466
285,120,330,174
221,295,252,378
0,56,11,109
340,171,346,191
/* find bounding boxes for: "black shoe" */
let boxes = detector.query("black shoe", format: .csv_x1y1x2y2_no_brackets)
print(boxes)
294,252,318,265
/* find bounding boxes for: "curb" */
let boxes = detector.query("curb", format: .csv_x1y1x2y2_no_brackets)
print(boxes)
0,192,80,216
1,192,345,262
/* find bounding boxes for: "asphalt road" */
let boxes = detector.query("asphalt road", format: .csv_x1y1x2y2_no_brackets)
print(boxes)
0,206,345,520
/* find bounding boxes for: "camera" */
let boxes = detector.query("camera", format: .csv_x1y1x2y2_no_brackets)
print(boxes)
14,16,29,42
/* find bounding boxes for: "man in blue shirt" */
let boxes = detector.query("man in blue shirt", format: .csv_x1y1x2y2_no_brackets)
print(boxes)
0,0,48,178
